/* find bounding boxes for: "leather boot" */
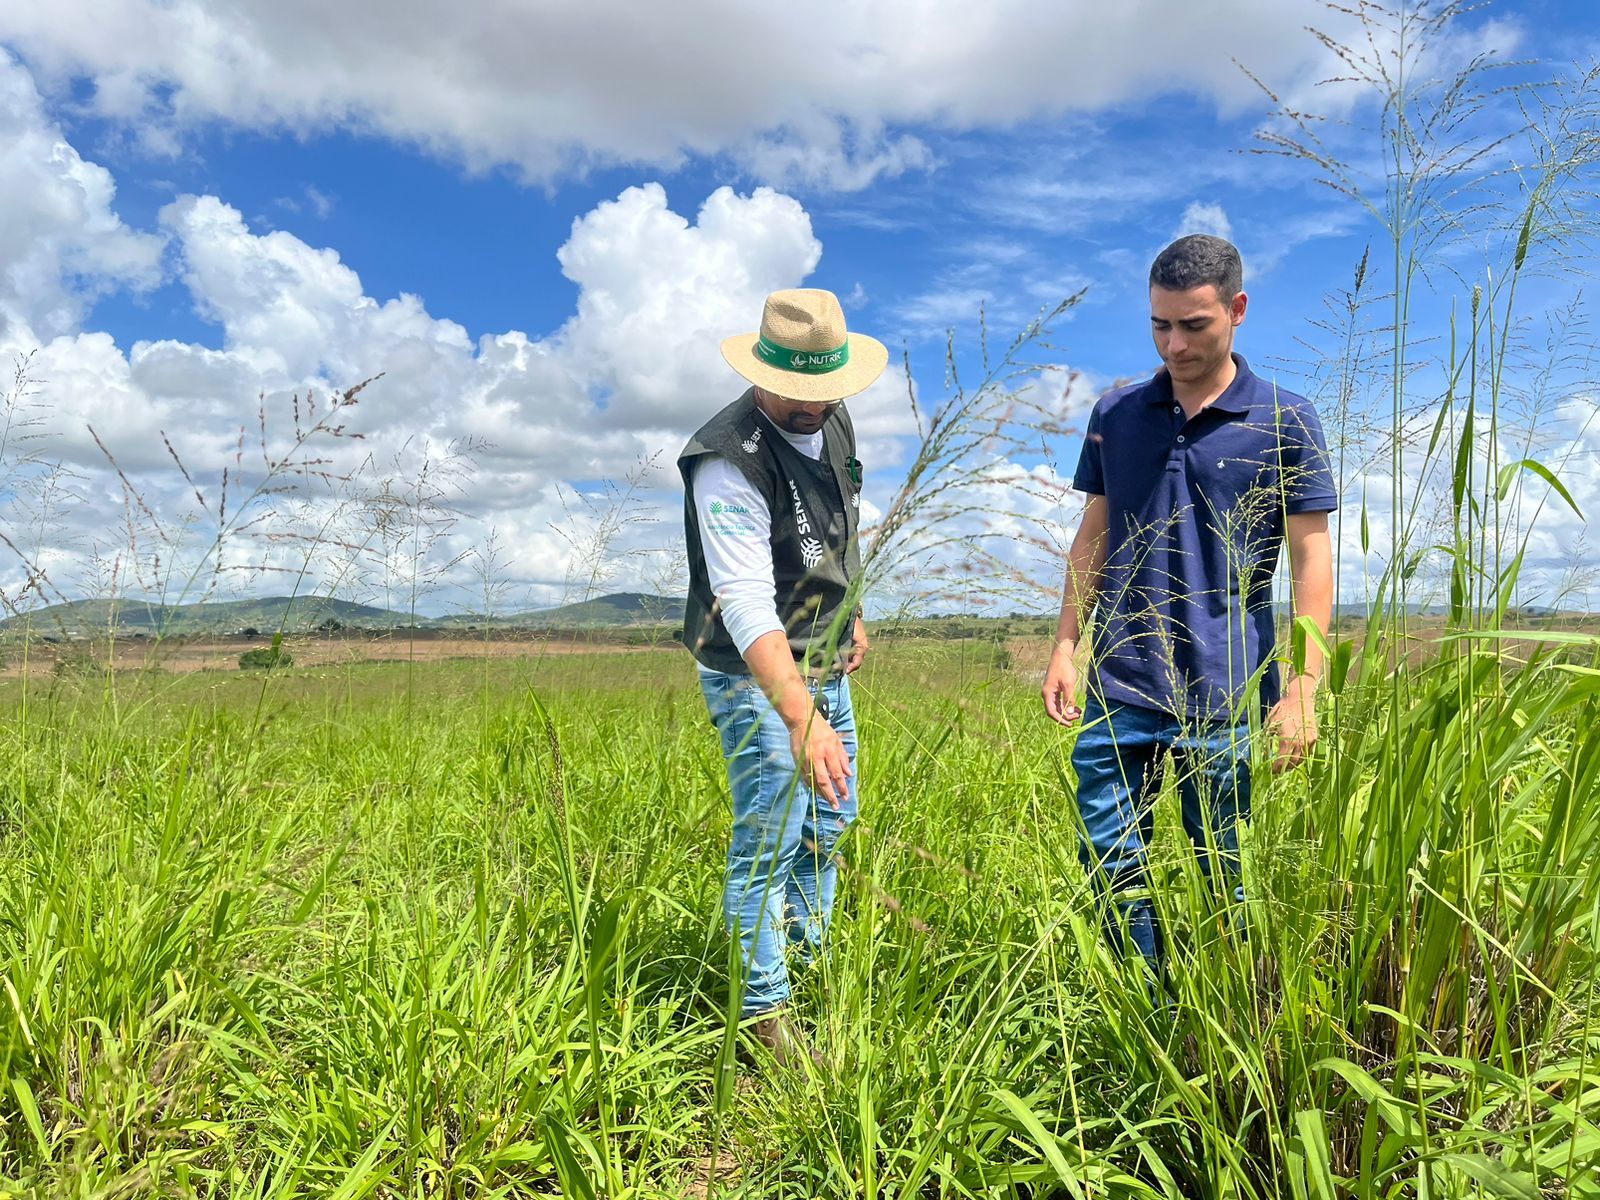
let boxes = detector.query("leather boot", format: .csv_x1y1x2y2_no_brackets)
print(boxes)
748,1010,826,1070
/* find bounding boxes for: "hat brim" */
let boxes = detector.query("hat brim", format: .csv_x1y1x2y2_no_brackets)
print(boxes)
720,332,889,402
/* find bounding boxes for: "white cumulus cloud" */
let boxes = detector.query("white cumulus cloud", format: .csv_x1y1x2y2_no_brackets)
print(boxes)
1174,201,1234,244
0,126,917,607
0,50,161,343
1,0,1375,189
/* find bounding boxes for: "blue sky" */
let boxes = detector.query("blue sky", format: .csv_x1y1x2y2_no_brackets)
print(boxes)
1,0,1596,614
81,101,1359,379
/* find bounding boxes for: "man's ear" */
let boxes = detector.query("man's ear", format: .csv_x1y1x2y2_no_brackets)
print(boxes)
1230,291,1249,326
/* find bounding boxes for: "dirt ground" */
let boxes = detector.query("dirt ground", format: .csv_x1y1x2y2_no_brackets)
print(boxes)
0,631,675,677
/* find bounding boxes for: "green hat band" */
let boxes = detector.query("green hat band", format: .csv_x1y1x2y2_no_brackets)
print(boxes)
755,335,851,374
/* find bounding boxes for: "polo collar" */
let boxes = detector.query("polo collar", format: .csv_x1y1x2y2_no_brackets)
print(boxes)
1212,354,1255,414
1149,353,1255,415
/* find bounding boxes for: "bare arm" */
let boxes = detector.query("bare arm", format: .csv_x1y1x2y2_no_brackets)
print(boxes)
743,630,852,809
842,612,869,674
1268,510,1333,770
1042,495,1109,727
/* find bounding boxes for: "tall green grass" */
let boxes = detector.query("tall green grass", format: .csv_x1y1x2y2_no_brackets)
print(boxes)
2,5,1598,1196
0,635,1595,1196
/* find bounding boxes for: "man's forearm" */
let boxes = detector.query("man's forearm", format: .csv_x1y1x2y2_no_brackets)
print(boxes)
743,630,818,729
1286,518,1334,689
1055,568,1098,649
1055,529,1107,650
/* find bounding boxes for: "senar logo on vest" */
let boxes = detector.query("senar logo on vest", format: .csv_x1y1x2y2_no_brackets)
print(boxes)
788,479,812,535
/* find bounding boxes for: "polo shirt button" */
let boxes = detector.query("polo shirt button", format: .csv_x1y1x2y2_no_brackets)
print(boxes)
1172,405,1180,414
1177,435,1186,444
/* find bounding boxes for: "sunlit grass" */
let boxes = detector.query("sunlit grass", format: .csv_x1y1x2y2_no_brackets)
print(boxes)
2,5,1598,1195
0,636,1595,1197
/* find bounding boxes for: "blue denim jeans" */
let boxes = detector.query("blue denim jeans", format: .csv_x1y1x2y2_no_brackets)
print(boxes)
1071,698,1252,965
698,667,859,1017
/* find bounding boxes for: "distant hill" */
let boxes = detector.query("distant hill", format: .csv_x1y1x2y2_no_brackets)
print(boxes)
0,591,687,638
519,592,683,628
0,591,1581,641
0,596,412,637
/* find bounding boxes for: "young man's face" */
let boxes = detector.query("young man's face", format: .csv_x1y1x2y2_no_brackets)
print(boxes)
1149,284,1248,387
754,388,837,435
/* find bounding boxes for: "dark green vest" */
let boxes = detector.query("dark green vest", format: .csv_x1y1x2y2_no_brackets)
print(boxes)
679,389,862,674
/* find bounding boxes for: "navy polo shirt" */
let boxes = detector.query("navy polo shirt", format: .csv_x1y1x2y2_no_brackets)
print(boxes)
1073,354,1337,721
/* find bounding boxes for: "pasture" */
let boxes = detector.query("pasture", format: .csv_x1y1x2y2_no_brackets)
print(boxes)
1,635,1595,1197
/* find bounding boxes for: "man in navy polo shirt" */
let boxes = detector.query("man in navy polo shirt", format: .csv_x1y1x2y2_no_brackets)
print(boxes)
1041,234,1336,966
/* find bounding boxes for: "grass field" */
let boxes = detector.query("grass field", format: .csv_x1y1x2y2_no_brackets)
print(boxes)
1,634,1595,1198
0,2,1596,1194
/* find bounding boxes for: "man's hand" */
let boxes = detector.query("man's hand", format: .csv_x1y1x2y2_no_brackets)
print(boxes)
1045,497,1105,729
1267,677,1319,772
843,616,869,674
790,712,852,810
742,631,854,809
1042,642,1083,728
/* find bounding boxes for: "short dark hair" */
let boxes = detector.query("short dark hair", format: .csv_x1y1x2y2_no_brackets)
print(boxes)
1149,235,1243,303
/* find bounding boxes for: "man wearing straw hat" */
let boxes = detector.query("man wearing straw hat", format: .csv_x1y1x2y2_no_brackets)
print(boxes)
1041,234,1337,973
680,287,886,1067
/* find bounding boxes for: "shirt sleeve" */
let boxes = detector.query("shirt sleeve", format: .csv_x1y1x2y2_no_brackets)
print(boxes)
1072,403,1106,495
691,455,785,655
1277,401,1339,514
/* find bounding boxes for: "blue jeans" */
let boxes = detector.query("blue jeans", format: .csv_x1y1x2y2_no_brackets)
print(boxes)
699,667,859,1017
1071,698,1252,965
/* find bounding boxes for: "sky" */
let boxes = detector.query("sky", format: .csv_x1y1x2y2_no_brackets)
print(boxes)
0,0,1596,617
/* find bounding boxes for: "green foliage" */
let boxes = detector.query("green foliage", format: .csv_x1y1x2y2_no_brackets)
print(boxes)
48,645,98,680
238,638,293,671
0,642,1595,1196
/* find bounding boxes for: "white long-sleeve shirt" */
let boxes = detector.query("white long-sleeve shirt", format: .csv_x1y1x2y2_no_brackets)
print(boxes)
691,411,824,655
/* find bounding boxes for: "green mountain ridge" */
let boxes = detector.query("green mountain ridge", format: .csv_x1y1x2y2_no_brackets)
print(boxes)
0,592,688,636
521,592,684,627
0,596,411,637
431,593,685,628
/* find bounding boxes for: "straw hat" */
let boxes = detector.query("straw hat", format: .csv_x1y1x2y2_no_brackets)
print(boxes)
721,288,888,402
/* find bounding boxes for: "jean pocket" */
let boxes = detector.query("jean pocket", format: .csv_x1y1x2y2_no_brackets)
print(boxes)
703,673,762,753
